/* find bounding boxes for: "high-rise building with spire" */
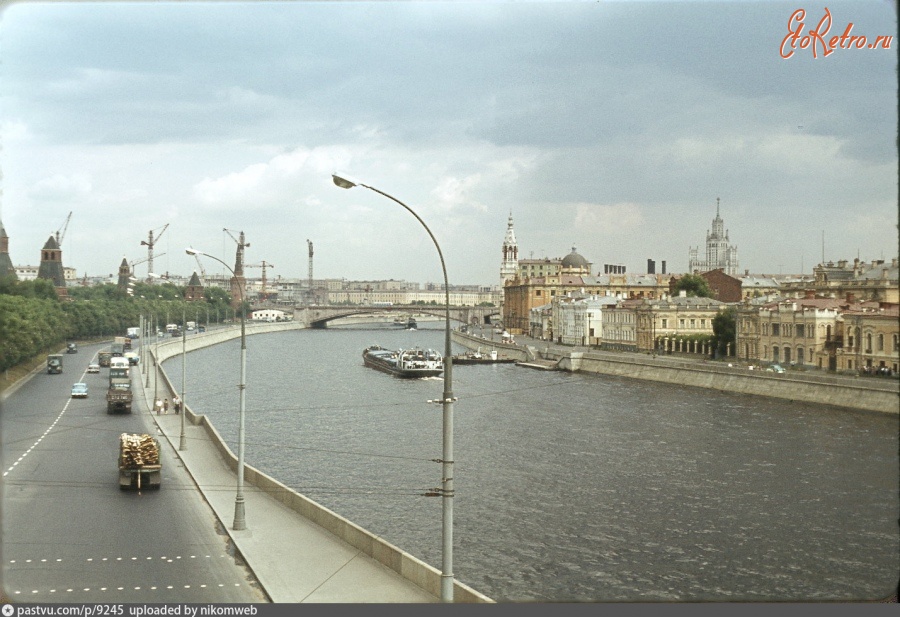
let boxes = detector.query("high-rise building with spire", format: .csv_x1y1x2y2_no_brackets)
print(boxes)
688,198,739,275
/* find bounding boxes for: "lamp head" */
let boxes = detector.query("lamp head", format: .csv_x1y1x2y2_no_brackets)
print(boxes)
185,247,200,256
332,173,358,189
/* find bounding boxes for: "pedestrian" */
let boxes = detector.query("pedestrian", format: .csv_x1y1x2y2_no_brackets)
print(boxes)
163,398,169,414
154,398,162,415
173,395,181,414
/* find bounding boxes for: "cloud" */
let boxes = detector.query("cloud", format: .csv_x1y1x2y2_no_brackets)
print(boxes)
28,173,93,201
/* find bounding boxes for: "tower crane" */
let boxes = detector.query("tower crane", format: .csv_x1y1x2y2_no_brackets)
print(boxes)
128,256,151,277
140,223,170,282
245,260,275,299
223,229,249,276
55,211,73,246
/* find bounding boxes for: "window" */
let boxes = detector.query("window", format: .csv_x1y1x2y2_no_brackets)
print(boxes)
772,323,780,336
878,334,884,351
894,334,899,352
700,319,706,328
690,319,696,329
679,319,685,328
661,318,668,328
772,346,779,362
795,324,805,338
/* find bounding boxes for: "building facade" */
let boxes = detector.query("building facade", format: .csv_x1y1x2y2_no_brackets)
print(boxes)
836,305,900,374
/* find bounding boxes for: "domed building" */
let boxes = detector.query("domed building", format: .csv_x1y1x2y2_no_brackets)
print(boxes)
560,247,592,275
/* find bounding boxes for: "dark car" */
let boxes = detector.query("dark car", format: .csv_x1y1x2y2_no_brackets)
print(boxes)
66,343,77,354
198,326,206,333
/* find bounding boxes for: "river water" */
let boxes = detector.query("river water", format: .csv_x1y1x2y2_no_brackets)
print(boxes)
164,323,899,602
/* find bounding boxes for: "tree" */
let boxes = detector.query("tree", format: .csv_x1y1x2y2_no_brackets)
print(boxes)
673,274,713,298
712,307,737,357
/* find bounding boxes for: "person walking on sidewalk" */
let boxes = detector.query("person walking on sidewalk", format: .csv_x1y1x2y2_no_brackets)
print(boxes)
173,395,181,414
154,398,162,415
163,398,169,414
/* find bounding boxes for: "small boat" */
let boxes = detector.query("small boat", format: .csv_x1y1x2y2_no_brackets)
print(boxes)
363,345,444,378
393,315,417,330
451,349,516,365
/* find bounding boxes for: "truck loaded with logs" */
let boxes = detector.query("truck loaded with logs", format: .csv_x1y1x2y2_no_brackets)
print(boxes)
118,433,161,490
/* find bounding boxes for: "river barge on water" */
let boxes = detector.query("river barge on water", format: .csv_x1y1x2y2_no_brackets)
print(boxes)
363,345,443,378
452,349,517,365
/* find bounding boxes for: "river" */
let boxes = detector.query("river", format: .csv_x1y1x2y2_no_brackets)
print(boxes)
163,322,899,602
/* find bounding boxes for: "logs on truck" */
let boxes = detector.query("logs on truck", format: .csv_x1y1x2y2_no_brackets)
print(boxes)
118,433,161,490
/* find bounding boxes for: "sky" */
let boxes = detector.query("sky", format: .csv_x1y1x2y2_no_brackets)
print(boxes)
1,0,897,287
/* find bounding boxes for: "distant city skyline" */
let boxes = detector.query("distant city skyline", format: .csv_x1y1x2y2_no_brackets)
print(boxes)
2,1,896,286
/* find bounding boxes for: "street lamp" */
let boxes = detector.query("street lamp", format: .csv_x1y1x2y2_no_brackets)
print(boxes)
186,247,247,531
180,306,187,451
332,173,457,602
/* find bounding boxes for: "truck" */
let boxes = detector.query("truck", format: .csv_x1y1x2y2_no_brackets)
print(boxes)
186,321,196,331
98,351,112,367
106,368,133,413
47,354,63,374
114,335,132,351
110,342,125,358
126,327,140,339
118,433,161,490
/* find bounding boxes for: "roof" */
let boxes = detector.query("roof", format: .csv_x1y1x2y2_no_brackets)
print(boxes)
561,247,589,268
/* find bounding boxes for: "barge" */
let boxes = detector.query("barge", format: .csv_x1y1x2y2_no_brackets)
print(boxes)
363,345,443,378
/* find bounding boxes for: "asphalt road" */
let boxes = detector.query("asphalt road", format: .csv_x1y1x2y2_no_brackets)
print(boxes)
1,341,268,603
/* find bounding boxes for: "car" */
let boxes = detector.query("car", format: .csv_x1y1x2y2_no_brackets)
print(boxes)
87,363,101,374
66,343,78,354
71,382,88,398
124,351,140,366
766,364,786,374
198,326,206,333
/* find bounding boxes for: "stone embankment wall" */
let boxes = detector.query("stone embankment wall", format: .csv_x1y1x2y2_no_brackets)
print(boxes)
152,322,491,603
451,330,898,415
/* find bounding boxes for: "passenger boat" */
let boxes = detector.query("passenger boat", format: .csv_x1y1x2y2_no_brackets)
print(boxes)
363,345,444,378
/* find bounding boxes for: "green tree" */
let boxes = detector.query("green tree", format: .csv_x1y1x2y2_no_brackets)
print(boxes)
673,274,713,298
712,307,737,357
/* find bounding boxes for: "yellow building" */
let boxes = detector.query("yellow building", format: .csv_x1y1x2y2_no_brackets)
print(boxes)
836,305,900,374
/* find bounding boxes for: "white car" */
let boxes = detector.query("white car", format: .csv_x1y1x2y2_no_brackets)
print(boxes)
87,363,101,374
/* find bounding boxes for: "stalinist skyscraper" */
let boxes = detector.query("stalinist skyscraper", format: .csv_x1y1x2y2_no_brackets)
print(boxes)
688,198,739,275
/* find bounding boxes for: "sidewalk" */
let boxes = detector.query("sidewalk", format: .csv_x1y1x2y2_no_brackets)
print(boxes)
136,370,437,603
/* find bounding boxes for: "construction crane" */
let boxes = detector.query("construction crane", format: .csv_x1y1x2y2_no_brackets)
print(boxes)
128,256,151,277
140,224,170,282
245,261,275,299
55,211,73,246
223,229,250,276
192,254,208,286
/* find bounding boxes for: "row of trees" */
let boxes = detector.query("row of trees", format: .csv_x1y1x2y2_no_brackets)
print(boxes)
0,277,246,373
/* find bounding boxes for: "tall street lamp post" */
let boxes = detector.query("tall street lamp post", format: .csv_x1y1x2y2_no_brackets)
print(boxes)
186,247,247,531
332,173,456,602
180,306,187,451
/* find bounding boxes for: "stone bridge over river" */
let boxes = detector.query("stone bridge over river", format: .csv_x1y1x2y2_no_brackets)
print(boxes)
290,304,500,328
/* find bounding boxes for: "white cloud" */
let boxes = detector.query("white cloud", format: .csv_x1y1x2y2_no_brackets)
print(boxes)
28,173,93,201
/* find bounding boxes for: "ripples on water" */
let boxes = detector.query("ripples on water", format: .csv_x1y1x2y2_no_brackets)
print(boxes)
166,325,899,601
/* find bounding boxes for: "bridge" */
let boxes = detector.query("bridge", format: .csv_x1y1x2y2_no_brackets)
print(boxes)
290,304,501,329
